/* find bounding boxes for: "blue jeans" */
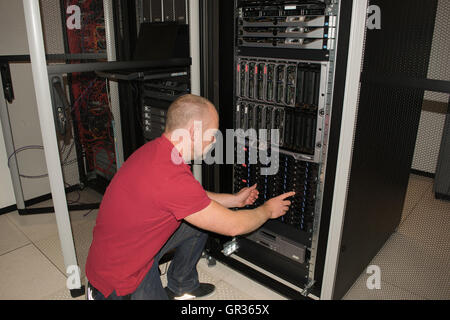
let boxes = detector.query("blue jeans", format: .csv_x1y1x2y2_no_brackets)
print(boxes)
87,222,208,300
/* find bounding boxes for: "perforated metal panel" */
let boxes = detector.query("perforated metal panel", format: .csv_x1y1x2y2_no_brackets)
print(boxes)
412,99,449,174
412,0,450,174
39,0,65,55
426,0,450,83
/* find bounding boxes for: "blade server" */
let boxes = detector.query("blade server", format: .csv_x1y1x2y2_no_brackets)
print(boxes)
237,1,337,50
235,57,327,162
229,0,339,291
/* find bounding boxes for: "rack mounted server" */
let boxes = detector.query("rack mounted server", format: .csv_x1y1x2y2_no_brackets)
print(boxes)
237,1,337,50
235,57,327,162
141,73,190,142
223,0,339,293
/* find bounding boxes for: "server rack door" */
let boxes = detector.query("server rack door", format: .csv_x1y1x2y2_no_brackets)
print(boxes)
331,0,439,299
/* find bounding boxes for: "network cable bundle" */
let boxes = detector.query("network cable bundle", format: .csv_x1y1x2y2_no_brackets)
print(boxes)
230,0,338,290
62,0,116,182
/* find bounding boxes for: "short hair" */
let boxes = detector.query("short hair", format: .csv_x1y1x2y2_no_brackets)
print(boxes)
165,94,215,132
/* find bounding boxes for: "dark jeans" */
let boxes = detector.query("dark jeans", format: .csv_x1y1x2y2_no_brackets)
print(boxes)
87,222,208,300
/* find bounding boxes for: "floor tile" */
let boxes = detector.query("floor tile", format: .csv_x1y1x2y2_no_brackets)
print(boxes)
7,207,97,244
69,209,99,227
398,187,450,255
162,259,274,300
343,271,426,300
0,245,67,300
401,175,433,222
18,187,101,238
197,257,236,282
27,188,102,210
6,211,59,243
161,259,221,288
0,214,30,256
33,219,96,278
199,280,254,300
370,232,450,300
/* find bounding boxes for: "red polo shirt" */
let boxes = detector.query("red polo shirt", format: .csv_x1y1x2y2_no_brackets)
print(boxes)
85,135,211,297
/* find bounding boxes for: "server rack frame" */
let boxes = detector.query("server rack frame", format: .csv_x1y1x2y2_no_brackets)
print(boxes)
231,0,341,296
206,0,357,299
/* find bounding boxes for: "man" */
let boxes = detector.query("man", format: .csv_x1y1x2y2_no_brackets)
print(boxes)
85,94,294,300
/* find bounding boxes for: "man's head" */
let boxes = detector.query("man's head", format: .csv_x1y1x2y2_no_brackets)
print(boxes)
164,94,219,162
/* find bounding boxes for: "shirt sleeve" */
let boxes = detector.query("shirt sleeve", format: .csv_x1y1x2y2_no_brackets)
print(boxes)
159,170,212,221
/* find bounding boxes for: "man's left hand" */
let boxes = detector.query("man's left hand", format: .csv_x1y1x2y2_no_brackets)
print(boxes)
234,184,259,208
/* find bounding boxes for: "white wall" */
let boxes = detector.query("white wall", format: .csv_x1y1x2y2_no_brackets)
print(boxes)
0,0,83,210
0,0,51,208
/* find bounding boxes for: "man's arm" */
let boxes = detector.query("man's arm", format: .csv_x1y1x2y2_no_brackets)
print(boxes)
184,192,295,237
206,192,238,208
206,184,259,208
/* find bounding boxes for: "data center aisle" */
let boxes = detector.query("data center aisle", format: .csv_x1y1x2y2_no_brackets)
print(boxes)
0,174,448,300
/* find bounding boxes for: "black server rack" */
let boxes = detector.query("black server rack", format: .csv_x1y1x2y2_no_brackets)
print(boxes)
207,0,348,298
115,1,191,157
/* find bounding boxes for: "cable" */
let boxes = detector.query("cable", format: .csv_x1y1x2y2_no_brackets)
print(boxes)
7,146,47,179
9,2,112,181
65,182,81,205
71,77,116,176
7,140,78,179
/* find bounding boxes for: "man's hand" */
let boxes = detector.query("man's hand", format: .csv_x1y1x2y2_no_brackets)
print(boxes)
234,184,259,208
262,191,296,219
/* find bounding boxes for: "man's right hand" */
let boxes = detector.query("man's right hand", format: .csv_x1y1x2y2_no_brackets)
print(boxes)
184,191,296,237
262,191,296,219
